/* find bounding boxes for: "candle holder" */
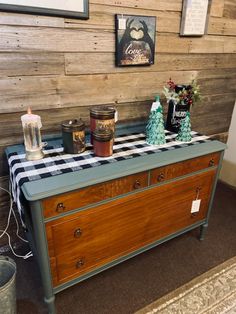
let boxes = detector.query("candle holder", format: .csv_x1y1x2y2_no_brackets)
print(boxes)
92,128,113,157
90,105,116,144
21,108,44,160
61,119,86,154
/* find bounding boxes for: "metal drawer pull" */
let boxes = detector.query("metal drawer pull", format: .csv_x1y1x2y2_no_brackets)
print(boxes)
76,258,85,268
191,212,198,218
133,180,141,189
157,173,165,182
74,228,82,238
209,159,215,167
56,203,66,213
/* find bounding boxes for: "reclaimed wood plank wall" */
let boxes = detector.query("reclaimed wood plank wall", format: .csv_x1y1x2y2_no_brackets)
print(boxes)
0,0,236,245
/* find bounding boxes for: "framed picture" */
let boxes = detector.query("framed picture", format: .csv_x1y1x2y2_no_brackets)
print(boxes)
180,0,211,36
115,14,156,67
0,0,89,19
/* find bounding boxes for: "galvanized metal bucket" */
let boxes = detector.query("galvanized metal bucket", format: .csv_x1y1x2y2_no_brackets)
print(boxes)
0,256,17,314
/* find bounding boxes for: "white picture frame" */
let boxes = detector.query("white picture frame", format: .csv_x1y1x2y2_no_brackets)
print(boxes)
180,0,211,36
0,0,89,19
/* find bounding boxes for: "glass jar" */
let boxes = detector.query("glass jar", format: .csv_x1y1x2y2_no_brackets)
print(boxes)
90,105,116,144
61,119,86,154
93,128,113,157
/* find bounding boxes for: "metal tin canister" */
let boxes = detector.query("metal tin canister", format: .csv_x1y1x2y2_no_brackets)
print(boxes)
92,128,113,157
90,105,116,144
61,119,86,154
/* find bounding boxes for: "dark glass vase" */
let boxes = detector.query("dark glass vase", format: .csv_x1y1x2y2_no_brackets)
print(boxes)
165,85,191,133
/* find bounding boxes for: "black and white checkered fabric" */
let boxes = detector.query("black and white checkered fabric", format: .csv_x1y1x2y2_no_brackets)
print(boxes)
7,130,211,225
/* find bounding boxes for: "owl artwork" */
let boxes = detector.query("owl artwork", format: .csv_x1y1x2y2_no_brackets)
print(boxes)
115,15,156,66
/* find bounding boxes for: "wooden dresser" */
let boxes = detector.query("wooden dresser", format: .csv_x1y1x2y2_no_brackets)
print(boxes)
6,124,226,314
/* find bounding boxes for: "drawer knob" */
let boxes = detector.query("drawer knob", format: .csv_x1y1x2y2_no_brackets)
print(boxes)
56,203,66,213
209,159,215,167
157,173,165,182
74,228,82,238
76,258,85,269
133,180,141,189
191,212,198,218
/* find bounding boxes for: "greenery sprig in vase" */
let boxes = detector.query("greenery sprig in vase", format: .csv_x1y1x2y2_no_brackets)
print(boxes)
163,78,201,107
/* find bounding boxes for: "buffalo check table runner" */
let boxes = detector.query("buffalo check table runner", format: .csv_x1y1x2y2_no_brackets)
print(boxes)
7,130,210,224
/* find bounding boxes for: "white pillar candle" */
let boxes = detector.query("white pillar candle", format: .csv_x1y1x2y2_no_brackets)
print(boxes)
21,108,42,152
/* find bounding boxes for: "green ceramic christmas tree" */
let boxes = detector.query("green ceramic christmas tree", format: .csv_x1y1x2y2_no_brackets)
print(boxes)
176,111,192,142
146,105,166,145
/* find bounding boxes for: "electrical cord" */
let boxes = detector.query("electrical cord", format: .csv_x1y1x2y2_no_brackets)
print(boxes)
0,185,33,259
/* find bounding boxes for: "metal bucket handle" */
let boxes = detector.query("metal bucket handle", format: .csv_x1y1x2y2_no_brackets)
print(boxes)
0,256,12,262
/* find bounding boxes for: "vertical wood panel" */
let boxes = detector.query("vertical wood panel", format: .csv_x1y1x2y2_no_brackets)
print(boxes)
210,0,225,17
65,4,181,34
0,27,235,53
223,0,236,18
65,53,236,75
0,53,64,76
0,12,65,27
0,26,114,52
208,17,236,36
0,71,198,113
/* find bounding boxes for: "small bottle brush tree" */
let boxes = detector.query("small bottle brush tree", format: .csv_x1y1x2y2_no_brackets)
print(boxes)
146,106,166,145
176,111,192,142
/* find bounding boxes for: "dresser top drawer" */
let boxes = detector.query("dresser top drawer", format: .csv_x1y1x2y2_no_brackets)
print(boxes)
150,152,220,185
43,151,221,219
43,171,148,219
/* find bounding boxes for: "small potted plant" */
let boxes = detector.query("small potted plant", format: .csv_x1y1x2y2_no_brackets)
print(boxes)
163,78,201,133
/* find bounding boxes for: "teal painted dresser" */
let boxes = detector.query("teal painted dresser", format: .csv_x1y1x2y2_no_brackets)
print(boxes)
6,124,226,314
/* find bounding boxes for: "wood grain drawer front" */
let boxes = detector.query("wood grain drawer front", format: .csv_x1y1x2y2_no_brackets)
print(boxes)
150,152,220,185
46,169,216,286
43,171,148,218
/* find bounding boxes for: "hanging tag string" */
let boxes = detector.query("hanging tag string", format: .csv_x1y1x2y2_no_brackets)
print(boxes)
196,187,201,200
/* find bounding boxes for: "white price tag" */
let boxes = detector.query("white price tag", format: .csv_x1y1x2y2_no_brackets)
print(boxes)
187,0,192,8
191,199,201,213
114,110,118,123
119,18,126,30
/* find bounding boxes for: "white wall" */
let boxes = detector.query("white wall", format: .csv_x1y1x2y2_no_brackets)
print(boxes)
220,101,236,187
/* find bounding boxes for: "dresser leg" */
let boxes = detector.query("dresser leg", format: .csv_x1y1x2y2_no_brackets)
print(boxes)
30,201,56,314
199,223,208,241
44,296,56,314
